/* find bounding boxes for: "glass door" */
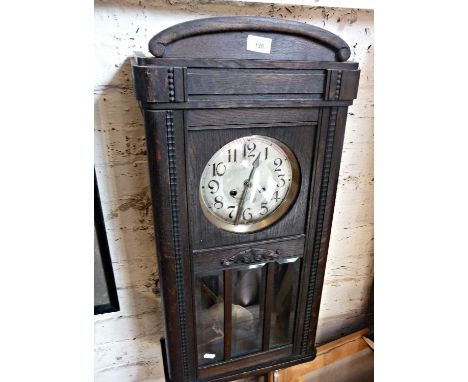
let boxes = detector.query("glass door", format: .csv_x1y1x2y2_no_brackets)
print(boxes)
194,257,302,368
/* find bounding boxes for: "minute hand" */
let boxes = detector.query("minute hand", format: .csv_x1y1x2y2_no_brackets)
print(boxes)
234,154,260,225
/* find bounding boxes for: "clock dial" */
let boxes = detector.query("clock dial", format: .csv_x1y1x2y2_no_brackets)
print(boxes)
199,135,300,233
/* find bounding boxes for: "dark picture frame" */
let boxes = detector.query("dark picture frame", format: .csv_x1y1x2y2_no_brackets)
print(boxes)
94,170,119,315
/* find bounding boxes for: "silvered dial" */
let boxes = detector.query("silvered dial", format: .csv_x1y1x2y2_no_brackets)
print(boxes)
199,135,300,233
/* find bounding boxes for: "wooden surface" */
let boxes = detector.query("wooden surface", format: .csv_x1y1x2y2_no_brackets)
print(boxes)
186,69,326,95
94,2,373,381
301,348,373,382
135,12,359,379
186,108,319,130
270,328,372,382
136,57,359,70
136,17,358,380
148,16,351,61
192,235,305,273
143,109,196,381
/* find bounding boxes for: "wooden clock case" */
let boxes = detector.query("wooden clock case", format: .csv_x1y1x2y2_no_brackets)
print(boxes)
132,16,360,382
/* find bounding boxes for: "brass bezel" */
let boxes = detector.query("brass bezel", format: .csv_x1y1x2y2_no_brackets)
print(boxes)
199,135,301,233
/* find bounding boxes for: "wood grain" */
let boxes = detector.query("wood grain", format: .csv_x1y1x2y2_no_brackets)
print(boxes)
224,270,233,361
139,99,354,110
148,16,350,61
198,346,292,379
262,263,275,351
272,328,370,382
186,69,326,95
186,108,319,130
135,57,359,71
192,235,305,273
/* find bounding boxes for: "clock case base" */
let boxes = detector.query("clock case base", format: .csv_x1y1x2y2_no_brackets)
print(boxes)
132,16,360,382
161,336,317,382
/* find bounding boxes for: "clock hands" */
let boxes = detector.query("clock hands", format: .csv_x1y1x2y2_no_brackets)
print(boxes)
234,153,260,225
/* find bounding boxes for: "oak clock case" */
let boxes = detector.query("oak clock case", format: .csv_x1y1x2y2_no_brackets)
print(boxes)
132,16,360,382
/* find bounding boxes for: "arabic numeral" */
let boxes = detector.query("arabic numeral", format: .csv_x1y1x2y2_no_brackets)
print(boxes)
244,142,257,158
277,174,286,187
272,190,281,203
260,203,269,216
212,162,226,177
208,179,219,194
214,196,223,209
228,149,237,163
242,208,253,221
274,158,283,172
227,205,235,219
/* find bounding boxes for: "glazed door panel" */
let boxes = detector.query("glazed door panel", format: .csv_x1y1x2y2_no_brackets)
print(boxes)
193,259,302,377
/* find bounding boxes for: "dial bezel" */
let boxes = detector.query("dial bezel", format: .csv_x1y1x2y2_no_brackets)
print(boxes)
199,135,301,233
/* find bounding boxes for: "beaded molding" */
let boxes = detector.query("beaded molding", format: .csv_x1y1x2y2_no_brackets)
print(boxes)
168,67,175,102
301,107,338,353
165,110,189,381
334,70,343,100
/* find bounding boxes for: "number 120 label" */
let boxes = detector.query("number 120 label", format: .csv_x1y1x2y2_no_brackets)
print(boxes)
246,35,272,54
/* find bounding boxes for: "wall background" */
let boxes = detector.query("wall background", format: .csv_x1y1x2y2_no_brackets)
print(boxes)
94,1,373,380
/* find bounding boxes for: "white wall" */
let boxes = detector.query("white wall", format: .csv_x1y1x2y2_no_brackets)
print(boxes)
94,1,373,380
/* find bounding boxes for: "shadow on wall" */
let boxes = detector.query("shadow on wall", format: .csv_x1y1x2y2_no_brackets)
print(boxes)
316,275,374,346
94,57,166,381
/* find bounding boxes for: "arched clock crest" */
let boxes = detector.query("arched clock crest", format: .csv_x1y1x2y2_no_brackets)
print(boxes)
132,16,359,382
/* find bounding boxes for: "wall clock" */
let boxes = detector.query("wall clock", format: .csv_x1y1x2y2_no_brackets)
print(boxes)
132,16,360,382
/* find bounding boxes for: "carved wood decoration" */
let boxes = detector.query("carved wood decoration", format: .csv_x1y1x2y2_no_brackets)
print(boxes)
220,248,280,267
132,16,360,382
